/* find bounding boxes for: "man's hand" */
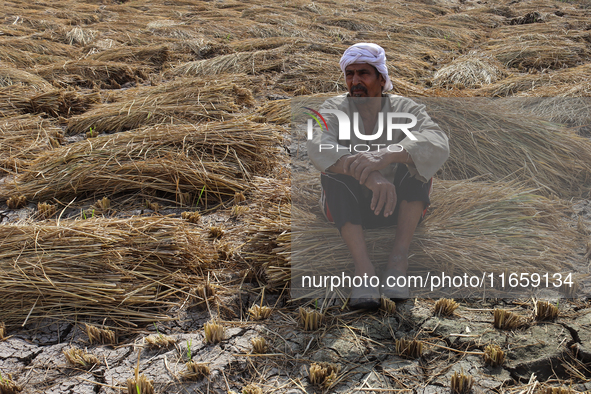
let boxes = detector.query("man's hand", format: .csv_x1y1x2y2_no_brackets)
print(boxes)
343,151,391,184
364,171,397,217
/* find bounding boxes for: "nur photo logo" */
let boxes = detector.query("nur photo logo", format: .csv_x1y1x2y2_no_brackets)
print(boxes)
305,107,418,153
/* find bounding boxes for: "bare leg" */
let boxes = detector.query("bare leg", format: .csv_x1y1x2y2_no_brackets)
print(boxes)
340,222,376,277
386,200,425,272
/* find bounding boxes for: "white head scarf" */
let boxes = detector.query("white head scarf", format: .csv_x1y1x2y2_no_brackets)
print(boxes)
339,43,393,92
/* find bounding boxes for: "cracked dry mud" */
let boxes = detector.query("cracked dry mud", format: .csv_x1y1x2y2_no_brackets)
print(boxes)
2,297,591,394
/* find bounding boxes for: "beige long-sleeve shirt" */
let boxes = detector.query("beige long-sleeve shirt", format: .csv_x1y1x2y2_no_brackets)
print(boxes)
306,94,450,183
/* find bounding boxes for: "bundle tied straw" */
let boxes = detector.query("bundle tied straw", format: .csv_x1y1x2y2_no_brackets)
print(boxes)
5,120,282,204
253,173,581,291
66,78,255,135
0,216,216,329
421,97,591,198
0,114,63,173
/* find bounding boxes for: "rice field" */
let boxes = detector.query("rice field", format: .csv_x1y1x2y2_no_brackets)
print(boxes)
0,0,590,393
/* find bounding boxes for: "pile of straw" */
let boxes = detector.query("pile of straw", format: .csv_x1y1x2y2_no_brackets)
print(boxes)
275,53,344,94
276,177,581,293
0,37,73,67
89,45,170,67
0,114,62,173
475,64,591,96
421,98,591,197
35,60,148,89
0,217,216,329
0,86,37,117
66,78,255,135
171,47,287,77
28,89,101,117
482,34,590,70
5,120,282,204
0,65,53,90
433,52,507,89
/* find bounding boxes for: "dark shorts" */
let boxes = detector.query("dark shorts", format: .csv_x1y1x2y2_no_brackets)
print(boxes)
320,164,433,230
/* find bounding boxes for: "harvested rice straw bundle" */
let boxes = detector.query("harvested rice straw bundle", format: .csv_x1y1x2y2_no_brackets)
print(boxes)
481,34,589,70
251,99,291,125
433,52,507,89
0,65,53,90
420,98,591,198
66,78,255,135
0,86,38,117
89,45,170,67
172,47,286,76
35,60,148,89
0,114,62,173
476,64,591,97
5,120,281,204
28,89,101,117
275,54,344,94
243,176,292,287
499,97,591,131
0,216,216,329
266,179,580,290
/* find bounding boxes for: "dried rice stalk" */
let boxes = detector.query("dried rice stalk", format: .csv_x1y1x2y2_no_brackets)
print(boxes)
251,337,267,354
28,89,100,118
0,114,62,173
6,195,26,209
477,64,591,97
63,347,100,369
36,60,147,89
181,211,201,224
203,320,224,344
173,48,286,76
90,45,170,67
534,300,559,321
126,373,154,394
248,305,272,320
308,362,340,389
482,34,589,70
483,344,505,367
424,98,591,198
274,177,581,294
493,309,524,330
6,120,280,204
0,373,21,394
433,52,507,89
395,338,423,359
298,307,323,331
0,66,52,90
0,217,216,329
145,334,175,349
183,361,210,380
242,384,263,394
37,202,56,219
451,370,473,394
66,78,254,135
86,324,116,345
0,322,6,341
380,296,397,315
434,298,459,317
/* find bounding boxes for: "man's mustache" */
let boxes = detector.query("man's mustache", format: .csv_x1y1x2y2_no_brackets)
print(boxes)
350,84,367,94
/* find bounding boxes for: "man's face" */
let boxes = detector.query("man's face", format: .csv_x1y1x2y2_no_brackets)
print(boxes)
345,63,385,98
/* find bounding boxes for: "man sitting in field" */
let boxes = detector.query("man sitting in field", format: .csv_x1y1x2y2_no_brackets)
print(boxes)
306,43,450,308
